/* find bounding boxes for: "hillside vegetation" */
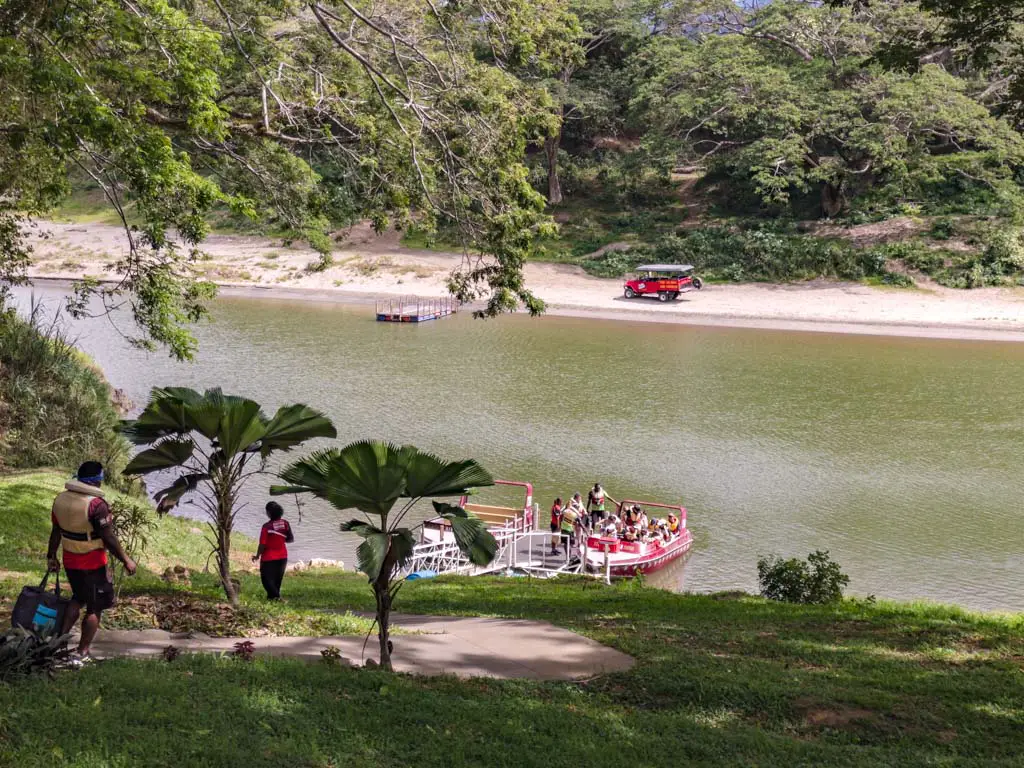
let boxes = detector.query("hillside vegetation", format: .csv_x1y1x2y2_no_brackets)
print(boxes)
0,304,129,474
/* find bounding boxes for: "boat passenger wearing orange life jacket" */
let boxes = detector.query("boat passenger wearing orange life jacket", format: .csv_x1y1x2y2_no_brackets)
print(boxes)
667,513,680,534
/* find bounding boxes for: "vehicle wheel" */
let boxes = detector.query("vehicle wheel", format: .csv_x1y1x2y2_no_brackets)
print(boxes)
624,287,636,299
692,276,704,290
671,292,680,300
658,291,670,302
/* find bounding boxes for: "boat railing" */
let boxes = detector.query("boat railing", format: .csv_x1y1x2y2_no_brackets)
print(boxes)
404,527,613,583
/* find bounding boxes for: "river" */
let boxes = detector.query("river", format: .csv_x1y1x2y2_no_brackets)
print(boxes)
13,285,1024,612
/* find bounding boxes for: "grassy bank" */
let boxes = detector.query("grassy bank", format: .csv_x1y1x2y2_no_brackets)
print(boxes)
1,473,1022,766
0,576,1021,767
0,472,370,638
0,305,131,474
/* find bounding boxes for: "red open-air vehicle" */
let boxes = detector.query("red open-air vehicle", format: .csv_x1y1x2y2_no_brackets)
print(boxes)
623,264,703,302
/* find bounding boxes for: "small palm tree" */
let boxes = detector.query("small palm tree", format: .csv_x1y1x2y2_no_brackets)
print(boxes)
123,386,336,605
273,440,497,670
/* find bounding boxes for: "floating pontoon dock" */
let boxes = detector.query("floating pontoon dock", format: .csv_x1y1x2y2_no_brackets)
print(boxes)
376,296,458,323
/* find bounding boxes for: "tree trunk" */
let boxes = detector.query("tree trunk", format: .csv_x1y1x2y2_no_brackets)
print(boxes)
821,181,845,218
373,575,392,671
545,133,563,205
218,524,238,607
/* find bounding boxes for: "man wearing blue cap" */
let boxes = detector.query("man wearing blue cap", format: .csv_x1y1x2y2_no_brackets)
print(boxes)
46,461,136,664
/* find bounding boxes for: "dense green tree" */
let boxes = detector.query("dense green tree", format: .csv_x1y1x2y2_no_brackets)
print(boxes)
1,0,580,357
629,1,1024,217
273,440,496,671
123,386,336,605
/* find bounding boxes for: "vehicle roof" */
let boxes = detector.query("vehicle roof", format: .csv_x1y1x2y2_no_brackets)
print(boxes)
636,264,694,272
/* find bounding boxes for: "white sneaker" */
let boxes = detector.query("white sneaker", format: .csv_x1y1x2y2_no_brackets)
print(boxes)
66,651,94,669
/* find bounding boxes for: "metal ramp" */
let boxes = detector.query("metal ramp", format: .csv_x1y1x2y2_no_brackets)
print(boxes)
405,528,608,582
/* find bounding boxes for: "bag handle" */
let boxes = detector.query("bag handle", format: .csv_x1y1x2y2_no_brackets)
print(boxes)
38,569,62,597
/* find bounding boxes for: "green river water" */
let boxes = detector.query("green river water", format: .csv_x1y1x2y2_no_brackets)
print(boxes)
16,286,1024,611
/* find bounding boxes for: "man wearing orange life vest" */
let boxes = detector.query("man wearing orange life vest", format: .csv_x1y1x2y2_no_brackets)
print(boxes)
46,461,136,663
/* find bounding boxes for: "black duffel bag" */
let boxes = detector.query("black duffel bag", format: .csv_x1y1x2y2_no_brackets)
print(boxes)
11,571,72,637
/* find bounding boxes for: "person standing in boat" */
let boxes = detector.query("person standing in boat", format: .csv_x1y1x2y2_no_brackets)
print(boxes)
560,495,584,555
549,497,564,555
252,501,294,600
587,483,616,528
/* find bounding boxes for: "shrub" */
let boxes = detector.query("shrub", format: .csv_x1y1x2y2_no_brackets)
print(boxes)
929,217,956,240
109,498,157,593
881,271,915,287
757,550,849,604
304,253,334,273
0,628,71,681
981,227,1024,271
580,227,888,282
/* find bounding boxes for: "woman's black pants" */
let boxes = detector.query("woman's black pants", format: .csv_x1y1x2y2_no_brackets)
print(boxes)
260,559,287,600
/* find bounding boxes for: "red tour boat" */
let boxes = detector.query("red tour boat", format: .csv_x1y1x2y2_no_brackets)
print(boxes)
583,499,693,578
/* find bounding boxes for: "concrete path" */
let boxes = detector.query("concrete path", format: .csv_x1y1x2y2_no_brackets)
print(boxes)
89,612,634,680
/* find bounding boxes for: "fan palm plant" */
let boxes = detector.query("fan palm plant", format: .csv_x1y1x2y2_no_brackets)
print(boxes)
122,387,336,605
273,440,497,670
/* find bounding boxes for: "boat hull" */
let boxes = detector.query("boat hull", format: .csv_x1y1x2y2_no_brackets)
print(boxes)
584,530,693,578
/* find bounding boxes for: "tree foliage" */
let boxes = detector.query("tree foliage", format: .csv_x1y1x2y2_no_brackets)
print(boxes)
1,0,581,356
628,1,1024,218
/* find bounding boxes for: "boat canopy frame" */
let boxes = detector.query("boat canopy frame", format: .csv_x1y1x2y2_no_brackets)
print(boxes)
634,264,695,273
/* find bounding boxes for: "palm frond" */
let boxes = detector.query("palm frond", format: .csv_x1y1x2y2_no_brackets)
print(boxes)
123,437,196,475
261,404,337,456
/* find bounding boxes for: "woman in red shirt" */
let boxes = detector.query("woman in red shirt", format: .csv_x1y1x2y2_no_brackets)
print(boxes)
252,502,294,600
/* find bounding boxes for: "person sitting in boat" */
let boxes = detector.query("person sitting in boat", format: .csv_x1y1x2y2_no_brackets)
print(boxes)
623,504,641,526
636,508,648,532
666,512,680,534
658,521,672,542
622,524,638,542
549,497,564,555
600,520,618,537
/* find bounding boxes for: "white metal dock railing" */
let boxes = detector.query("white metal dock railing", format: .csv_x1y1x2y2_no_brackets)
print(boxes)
404,526,613,583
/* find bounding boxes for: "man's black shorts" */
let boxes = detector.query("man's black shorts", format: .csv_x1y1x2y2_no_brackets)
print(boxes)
66,566,115,613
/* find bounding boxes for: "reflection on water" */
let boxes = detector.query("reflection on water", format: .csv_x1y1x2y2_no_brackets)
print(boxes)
12,286,1024,611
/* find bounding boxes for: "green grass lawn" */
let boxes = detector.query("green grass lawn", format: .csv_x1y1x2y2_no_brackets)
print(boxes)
1,471,1022,766
0,472,369,638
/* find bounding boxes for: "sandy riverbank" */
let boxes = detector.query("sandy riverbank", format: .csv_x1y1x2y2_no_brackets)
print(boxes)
25,220,1024,341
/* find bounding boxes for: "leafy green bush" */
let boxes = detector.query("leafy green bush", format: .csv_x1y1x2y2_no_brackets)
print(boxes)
304,253,334,273
0,302,130,477
880,271,916,287
109,498,158,593
581,227,887,282
757,550,850,604
0,628,71,681
929,217,956,240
